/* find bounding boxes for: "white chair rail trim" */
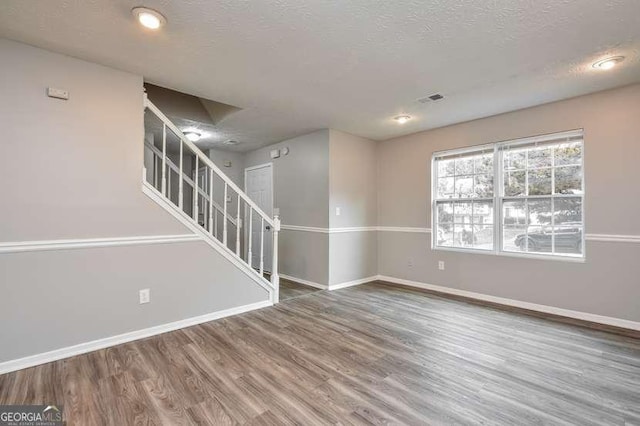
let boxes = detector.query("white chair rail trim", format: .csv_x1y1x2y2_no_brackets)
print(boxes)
280,225,640,243
585,233,640,243
0,299,272,375
0,234,201,254
377,226,432,233
281,225,429,234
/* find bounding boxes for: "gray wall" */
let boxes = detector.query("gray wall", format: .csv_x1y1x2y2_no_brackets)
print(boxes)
328,130,378,285
0,39,185,241
0,39,268,364
329,130,378,228
244,130,330,227
242,128,379,286
208,148,245,188
244,130,330,285
377,84,640,323
0,242,267,363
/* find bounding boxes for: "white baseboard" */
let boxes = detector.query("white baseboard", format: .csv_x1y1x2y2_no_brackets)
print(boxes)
280,274,328,290
0,300,272,375
280,274,378,291
377,275,640,332
328,276,379,290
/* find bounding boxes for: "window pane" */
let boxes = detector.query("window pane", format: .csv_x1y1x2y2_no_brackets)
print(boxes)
554,142,582,166
505,170,525,196
553,224,582,255
528,198,552,226
437,177,454,198
474,174,493,198
436,224,454,247
472,225,493,250
504,225,526,252
455,177,474,198
524,226,553,253
504,149,526,170
453,224,474,248
475,154,493,174
455,157,474,175
454,202,472,224
528,168,552,195
437,202,454,224
473,200,494,224
555,166,582,195
554,197,582,225
527,199,552,253
503,200,526,252
437,159,455,177
503,200,526,226
528,146,552,168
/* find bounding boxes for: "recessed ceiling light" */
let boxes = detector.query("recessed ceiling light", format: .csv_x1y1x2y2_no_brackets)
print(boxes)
184,131,201,142
592,56,625,70
132,7,166,30
394,115,411,124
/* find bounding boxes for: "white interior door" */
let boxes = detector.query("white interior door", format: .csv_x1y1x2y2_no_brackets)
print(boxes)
245,163,273,272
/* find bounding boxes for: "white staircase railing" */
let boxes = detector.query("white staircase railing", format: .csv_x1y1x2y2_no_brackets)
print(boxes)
142,94,280,303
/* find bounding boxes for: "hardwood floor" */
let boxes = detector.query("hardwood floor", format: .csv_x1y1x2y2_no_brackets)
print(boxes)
279,278,321,301
1,282,639,425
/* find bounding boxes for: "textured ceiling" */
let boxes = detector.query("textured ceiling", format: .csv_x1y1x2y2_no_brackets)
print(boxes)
1,0,639,151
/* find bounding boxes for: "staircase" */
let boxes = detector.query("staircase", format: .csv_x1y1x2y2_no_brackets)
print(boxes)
141,94,280,303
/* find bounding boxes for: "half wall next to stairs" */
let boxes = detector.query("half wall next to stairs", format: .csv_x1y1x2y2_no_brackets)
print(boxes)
0,39,270,369
243,129,379,289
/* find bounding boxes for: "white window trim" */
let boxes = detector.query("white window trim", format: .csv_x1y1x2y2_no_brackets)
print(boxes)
431,129,585,262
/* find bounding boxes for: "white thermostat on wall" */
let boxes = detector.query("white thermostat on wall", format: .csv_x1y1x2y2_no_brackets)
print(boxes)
47,87,69,100
270,149,281,159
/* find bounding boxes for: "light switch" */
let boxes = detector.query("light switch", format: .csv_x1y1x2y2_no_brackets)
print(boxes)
336,207,341,216
139,289,150,304
47,87,69,100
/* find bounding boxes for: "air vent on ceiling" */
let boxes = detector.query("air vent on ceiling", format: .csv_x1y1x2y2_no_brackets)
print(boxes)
418,93,445,104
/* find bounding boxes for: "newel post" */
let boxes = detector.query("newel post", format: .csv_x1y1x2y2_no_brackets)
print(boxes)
271,213,281,304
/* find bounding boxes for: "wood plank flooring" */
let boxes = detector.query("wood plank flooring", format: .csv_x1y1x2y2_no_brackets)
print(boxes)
1,282,639,425
279,278,321,301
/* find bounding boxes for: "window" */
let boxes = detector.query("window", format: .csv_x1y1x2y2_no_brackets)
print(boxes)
432,130,584,259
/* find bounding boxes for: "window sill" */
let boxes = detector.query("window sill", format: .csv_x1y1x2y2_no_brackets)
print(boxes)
432,246,586,263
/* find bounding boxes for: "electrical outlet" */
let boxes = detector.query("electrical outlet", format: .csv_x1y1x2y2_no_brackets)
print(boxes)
139,289,150,304
407,259,414,268
438,261,445,271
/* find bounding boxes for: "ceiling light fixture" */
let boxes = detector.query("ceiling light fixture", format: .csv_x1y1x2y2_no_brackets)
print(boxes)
184,131,202,142
394,115,411,124
592,56,625,70
132,7,166,30
223,140,239,146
